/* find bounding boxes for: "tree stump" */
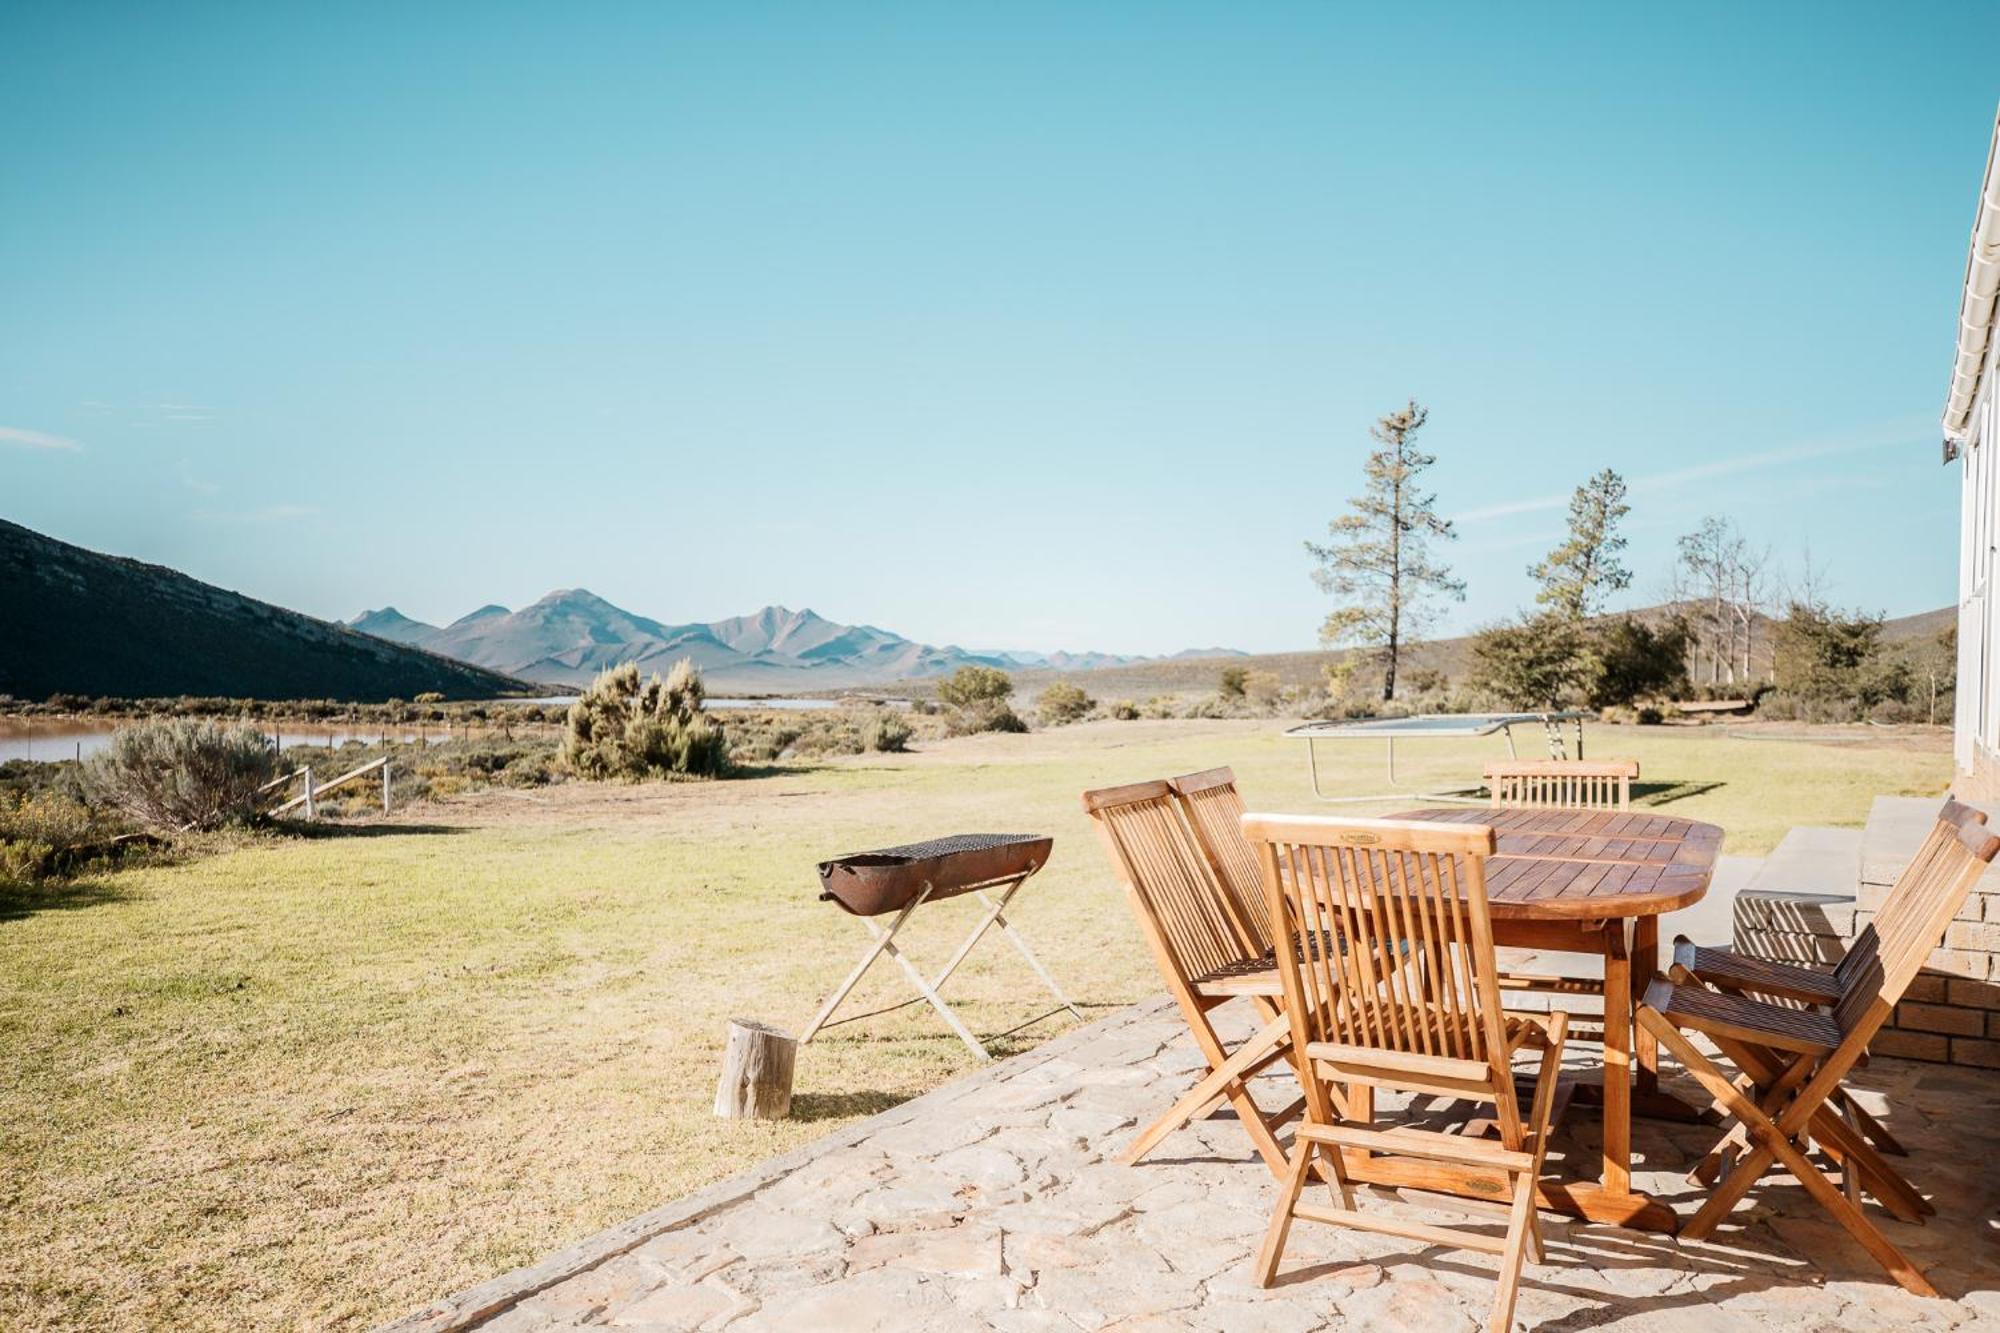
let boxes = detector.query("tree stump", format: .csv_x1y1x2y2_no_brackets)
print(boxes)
713,1018,797,1120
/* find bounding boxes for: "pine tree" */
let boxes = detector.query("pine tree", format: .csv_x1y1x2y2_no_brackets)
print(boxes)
1531,469,1631,620
1306,401,1464,701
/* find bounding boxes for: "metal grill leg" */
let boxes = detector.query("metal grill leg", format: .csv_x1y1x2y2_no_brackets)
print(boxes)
799,883,935,1044
877,931,990,1062
975,886,1084,1020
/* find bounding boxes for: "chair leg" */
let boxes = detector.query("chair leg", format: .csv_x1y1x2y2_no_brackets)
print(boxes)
1836,1088,1910,1157
1641,1013,1938,1297
1491,1165,1539,1333
1254,1139,1315,1287
1120,1012,1291,1166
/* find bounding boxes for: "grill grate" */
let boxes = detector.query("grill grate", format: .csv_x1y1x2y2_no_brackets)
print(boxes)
832,832,1045,864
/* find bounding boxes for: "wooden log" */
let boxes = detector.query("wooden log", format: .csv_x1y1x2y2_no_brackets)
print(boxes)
713,1019,796,1121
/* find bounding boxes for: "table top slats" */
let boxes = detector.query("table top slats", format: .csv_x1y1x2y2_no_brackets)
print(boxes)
1390,807,1721,920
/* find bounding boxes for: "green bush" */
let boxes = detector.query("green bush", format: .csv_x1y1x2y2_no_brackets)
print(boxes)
0,789,103,882
936,666,1014,709
1588,616,1691,708
80,719,279,832
945,701,1028,735
1036,681,1095,726
562,661,729,781
863,709,913,752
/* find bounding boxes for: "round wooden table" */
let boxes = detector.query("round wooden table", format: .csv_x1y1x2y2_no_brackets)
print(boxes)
1370,805,1725,1234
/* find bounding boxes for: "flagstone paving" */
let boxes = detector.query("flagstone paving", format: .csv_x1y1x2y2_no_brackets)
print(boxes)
389,999,2000,1332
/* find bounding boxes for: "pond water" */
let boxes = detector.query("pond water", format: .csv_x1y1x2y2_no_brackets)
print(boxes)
0,722,464,765
0,696,903,764
487,696,852,711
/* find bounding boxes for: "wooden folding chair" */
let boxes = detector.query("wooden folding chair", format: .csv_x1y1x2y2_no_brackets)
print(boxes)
1637,804,2000,1296
1480,758,1642,1036
1670,799,1991,1172
1245,813,1569,1333
1083,780,1303,1178
1169,767,1274,956
1484,758,1639,812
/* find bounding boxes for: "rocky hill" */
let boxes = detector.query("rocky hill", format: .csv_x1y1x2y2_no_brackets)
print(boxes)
2,520,531,702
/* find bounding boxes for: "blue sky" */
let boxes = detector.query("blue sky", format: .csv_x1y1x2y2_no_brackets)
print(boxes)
3,4,1995,656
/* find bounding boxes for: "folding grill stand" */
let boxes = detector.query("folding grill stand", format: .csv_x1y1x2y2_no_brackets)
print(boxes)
799,869,1083,1062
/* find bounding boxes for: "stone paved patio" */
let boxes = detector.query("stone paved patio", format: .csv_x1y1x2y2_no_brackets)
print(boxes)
390,999,2000,1332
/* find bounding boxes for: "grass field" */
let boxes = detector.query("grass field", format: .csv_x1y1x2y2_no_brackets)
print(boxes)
0,718,1953,1329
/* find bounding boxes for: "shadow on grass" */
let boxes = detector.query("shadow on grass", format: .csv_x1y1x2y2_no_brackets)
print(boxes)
0,874,131,923
1635,780,1725,807
789,1089,917,1123
729,761,843,781
271,820,466,841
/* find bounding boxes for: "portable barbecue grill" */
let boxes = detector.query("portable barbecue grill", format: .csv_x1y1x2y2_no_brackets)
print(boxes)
799,832,1079,1061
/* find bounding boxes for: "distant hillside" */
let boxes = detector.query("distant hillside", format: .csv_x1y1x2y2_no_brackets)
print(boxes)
0,520,532,703
348,591,1243,690
1004,603,1958,700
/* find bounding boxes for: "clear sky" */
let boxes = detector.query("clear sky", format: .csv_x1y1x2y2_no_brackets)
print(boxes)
3,4,1996,656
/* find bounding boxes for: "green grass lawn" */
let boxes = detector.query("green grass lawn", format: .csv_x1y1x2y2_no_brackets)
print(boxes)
0,718,1950,1329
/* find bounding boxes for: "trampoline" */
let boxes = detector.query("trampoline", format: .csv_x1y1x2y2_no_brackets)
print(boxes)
1284,710,1592,803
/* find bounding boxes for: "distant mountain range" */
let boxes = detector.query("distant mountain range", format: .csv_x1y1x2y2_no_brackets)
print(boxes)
0,520,530,702
348,592,1246,690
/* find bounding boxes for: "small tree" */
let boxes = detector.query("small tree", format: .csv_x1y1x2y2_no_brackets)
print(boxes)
82,719,279,832
1468,614,1590,711
1307,400,1464,700
1587,616,1691,708
1773,602,1887,718
1218,664,1250,699
936,665,1013,710
1036,681,1095,726
1531,469,1631,620
563,660,728,780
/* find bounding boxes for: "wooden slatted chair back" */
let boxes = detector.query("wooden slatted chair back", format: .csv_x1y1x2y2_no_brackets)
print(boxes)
1483,758,1638,812
1084,781,1258,991
1243,813,1522,1138
1168,767,1273,955
1832,803,2000,1045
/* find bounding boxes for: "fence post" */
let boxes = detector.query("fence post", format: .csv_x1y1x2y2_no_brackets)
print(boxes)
382,760,392,816
304,767,317,821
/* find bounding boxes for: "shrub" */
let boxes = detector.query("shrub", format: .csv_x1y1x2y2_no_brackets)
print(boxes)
1773,602,1904,722
863,709,913,752
945,702,1028,736
562,661,729,781
1218,665,1250,699
80,719,279,833
1588,615,1691,708
1468,613,1590,710
1109,699,1140,720
937,666,1014,710
1036,682,1095,726
1242,670,1284,709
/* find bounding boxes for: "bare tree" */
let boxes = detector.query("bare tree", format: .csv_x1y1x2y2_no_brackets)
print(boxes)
1307,400,1465,701
1674,516,1772,686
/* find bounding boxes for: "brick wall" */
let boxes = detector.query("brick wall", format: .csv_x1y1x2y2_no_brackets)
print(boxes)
1857,840,2000,1069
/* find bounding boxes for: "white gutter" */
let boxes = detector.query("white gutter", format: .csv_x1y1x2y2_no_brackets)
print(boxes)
1944,106,2000,445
